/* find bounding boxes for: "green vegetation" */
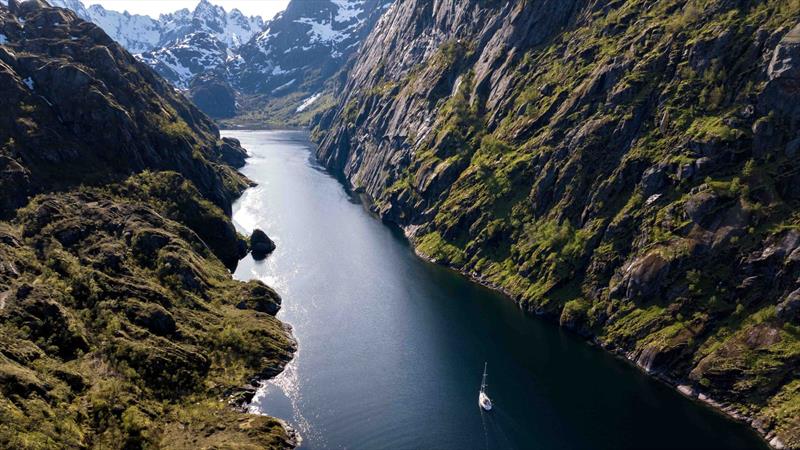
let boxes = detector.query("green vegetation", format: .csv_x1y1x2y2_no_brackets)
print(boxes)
220,91,337,129
314,0,800,446
0,178,295,449
0,6,295,447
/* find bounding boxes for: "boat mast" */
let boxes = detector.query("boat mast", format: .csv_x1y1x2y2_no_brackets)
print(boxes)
481,362,488,393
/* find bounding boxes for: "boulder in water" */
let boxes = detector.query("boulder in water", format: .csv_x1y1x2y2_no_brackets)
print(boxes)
250,228,276,260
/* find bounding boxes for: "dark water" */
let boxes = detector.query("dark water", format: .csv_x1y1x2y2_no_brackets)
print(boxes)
225,130,765,450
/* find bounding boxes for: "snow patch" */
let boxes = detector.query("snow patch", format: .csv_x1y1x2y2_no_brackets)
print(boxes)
271,65,290,76
296,93,322,113
331,0,364,23
23,77,34,90
0,34,7,45
645,194,662,206
272,79,296,93
295,18,347,44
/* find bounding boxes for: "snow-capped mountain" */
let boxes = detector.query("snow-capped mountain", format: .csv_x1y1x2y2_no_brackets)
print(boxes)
83,5,162,53
139,31,229,88
231,0,394,96
159,0,263,49
26,0,395,120
41,0,265,92
47,0,263,54
48,0,162,53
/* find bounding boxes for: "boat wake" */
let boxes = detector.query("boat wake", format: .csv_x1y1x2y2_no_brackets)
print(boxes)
480,407,518,450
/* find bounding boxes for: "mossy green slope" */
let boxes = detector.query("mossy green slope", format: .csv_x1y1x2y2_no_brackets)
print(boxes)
1,184,295,449
0,2,296,448
314,0,800,446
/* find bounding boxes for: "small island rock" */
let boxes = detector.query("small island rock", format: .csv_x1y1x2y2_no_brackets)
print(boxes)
250,228,276,260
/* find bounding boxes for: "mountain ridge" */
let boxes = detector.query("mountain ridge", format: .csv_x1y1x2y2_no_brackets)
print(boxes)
46,0,264,53
312,1,800,448
36,0,394,122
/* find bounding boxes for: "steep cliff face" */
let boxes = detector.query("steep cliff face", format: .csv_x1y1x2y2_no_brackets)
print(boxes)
0,2,295,448
314,0,800,447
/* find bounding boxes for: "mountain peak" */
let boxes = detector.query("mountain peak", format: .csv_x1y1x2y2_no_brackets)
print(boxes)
194,0,221,15
45,0,265,54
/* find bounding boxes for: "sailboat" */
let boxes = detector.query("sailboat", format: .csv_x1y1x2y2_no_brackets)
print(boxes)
479,362,493,411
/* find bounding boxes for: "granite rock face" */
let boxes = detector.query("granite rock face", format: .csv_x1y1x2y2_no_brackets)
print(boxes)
313,1,800,447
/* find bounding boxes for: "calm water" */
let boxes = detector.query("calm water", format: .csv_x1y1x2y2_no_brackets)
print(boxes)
225,130,765,450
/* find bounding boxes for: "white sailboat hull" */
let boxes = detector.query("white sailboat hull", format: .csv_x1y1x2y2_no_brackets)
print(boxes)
479,391,492,411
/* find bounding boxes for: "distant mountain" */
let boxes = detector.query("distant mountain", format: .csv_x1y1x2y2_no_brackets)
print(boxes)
139,31,230,88
37,0,394,121
230,0,394,97
47,0,263,54
41,0,264,91
159,0,262,49
77,2,162,53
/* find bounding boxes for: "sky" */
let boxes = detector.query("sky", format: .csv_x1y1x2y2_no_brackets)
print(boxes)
84,0,290,19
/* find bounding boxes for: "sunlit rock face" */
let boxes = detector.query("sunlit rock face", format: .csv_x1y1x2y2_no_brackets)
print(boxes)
0,5,294,447
311,1,800,448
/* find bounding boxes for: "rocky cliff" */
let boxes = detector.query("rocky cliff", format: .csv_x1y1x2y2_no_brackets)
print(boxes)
0,1,295,448
313,0,800,447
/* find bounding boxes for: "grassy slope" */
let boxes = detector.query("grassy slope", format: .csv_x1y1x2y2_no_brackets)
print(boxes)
316,0,800,446
0,174,296,449
0,3,297,448
220,91,337,130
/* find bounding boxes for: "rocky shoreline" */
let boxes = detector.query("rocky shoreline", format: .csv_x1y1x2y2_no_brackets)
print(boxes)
341,174,783,449
403,224,781,450
0,3,299,447
227,321,300,447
